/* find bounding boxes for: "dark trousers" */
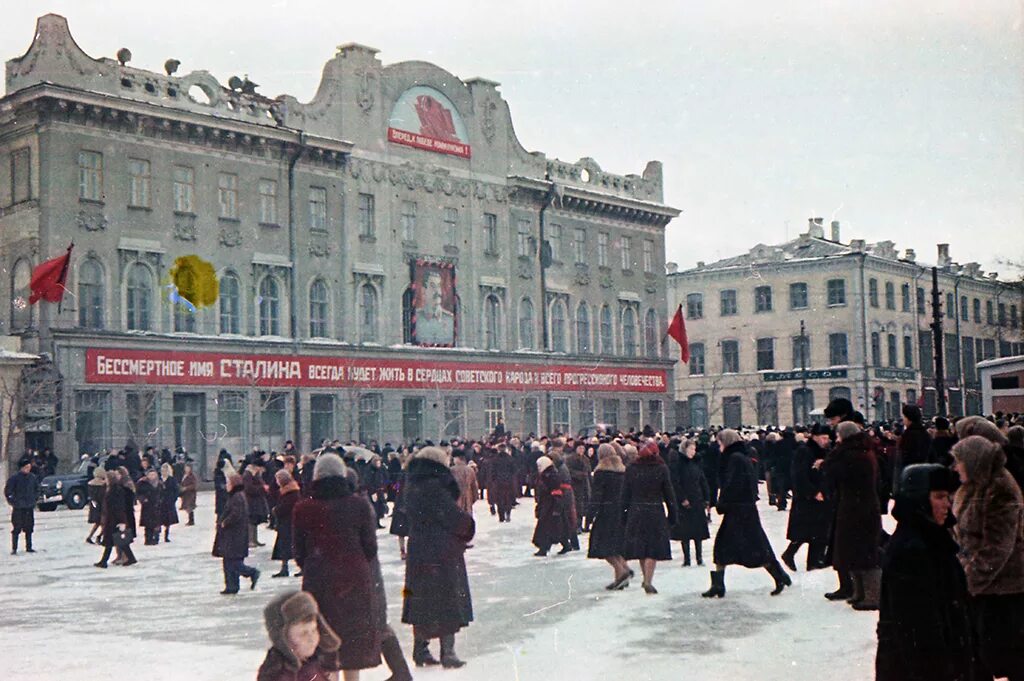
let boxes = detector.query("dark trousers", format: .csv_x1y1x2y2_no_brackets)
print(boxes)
222,557,257,592
682,539,703,564
11,507,34,534
969,592,1024,680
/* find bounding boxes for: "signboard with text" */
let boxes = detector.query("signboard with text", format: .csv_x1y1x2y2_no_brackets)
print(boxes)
874,367,917,381
762,368,849,383
387,86,471,158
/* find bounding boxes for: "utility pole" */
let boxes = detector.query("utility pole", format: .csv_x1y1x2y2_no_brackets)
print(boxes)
799,319,808,424
931,266,947,416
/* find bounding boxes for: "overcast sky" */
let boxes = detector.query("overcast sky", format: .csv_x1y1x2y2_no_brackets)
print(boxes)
4,1,1022,276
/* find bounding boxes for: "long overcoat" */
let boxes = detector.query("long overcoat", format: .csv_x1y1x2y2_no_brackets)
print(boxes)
564,451,593,524
213,488,250,560
87,478,105,525
161,475,180,526
671,454,711,541
99,483,134,548
179,471,198,512
825,431,881,572
532,465,573,549
620,455,677,561
136,477,163,529
786,439,832,543
271,486,299,561
244,469,270,525
713,441,775,567
486,452,517,514
587,467,625,558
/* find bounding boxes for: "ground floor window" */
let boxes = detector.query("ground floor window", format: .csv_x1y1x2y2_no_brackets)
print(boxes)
625,399,642,432
485,397,505,434
521,397,539,437
551,397,570,435
75,390,110,454
722,396,742,428
126,391,159,447
259,392,287,451
602,399,619,431
579,399,595,433
358,394,382,445
647,400,664,432
792,389,813,426
218,391,247,444
689,394,708,429
756,390,778,427
310,394,335,448
444,397,466,440
403,397,424,442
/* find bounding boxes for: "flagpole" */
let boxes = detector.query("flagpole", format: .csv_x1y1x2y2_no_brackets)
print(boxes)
56,242,73,314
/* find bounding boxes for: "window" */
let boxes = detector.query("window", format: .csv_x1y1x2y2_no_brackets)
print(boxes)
310,395,335,448
171,269,196,333
518,298,535,350
259,392,288,451
575,303,591,354
973,298,981,323
128,158,150,208
756,391,778,426
1012,305,1019,329
962,337,977,386
901,284,911,312
597,232,608,267
402,397,424,442
259,180,278,224
827,279,846,306
903,335,914,368
517,219,532,257
720,290,738,316
920,331,934,378
644,309,658,358
484,397,505,433
398,200,416,241
626,400,642,431
945,333,960,381
722,396,742,428
643,239,654,273
647,400,664,432
721,340,739,373
443,206,457,246
986,300,994,325
259,276,281,336
688,394,708,429
689,343,705,375
10,148,30,204
78,259,104,329
550,299,567,352
172,165,194,213
78,151,103,202
219,273,241,334
887,333,898,367
686,293,703,320
359,284,378,342
309,187,328,232
547,223,562,262
885,282,895,310
829,387,852,404
358,394,381,444
309,279,329,338
917,287,926,314
484,294,502,350
790,283,808,310
871,332,882,367
444,397,466,439
579,399,596,430
620,236,632,270
946,293,955,320
125,263,152,331
792,335,810,369
998,303,1007,326
956,296,966,322
75,390,111,453
358,193,375,237
552,398,571,434
218,173,239,219
600,305,614,355
756,337,775,371
218,391,247,444
602,399,619,431
869,278,879,307
10,259,32,329
828,333,848,366
520,397,539,436
622,307,637,357
484,213,498,253
792,389,814,426
574,228,587,264
126,392,159,445
754,286,773,313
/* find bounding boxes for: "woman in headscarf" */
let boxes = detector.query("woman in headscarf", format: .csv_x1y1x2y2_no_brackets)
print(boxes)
587,443,631,589
531,455,573,557
620,439,677,594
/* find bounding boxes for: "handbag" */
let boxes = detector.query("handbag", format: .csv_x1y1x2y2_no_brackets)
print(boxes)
114,527,133,548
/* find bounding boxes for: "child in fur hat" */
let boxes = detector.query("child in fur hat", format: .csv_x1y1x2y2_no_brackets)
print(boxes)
257,590,342,681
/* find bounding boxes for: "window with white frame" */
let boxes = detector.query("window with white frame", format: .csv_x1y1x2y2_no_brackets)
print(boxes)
128,158,150,208
78,151,103,202
359,284,378,343
621,236,632,270
689,343,705,375
310,394,335,447
626,399,642,431
597,232,608,267
401,200,417,242
484,294,502,350
218,391,247,443
644,308,658,358
518,298,535,350
309,187,327,232
444,397,466,439
643,239,654,273
552,397,570,434
687,293,703,319
579,399,596,429
517,219,532,257
358,394,382,444
358,193,375,237
309,279,329,338
174,265,196,333
574,227,587,264
259,179,278,224
576,303,591,354
622,307,637,357
600,304,614,355
218,173,239,219
443,207,458,246
484,396,505,433
827,279,846,306
550,299,567,352
172,165,194,213
126,263,152,331
219,273,241,334
647,400,664,431
78,259,104,329
259,276,281,336
484,213,498,253
75,390,111,453
548,223,562,262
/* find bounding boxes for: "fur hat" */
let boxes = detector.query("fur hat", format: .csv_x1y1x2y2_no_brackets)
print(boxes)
415,446,451,466
313,453,347,481
952,435,1007,487
263,591,340,668
536,455,554,473
716,429,742,447
17,455,32,468
638,440,660,458
955,416,1009,446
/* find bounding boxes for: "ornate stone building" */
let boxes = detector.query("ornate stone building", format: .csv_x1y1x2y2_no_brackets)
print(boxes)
0,15,679,475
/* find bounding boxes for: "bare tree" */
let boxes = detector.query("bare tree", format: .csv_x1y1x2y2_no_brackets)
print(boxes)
0,362,61,491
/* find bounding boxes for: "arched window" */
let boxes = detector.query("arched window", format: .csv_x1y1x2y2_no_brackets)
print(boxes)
644,308,658,358
125,263,152,331
600,304,613,355
402,287,414,344
258,276,280,336
622,307,637,357
78,259,104,329
689,394,708,429
10,258,33,330
484,294,502,350
219,272,241,334
174,265,196,332
518,298,534,350
359,283,378,343
575,303,591,354
550,299,567,353
309,279,329,338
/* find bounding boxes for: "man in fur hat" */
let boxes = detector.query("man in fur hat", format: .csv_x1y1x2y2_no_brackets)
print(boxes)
5,455,40,554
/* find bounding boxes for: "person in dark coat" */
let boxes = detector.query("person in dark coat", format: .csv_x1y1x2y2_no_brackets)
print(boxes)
214,452,231,516
672,438,711,567
244,459,271,547
771,430,796,511
94,469,137,568
929,417,958,469
5,455,40,554
270,469,300,578
257,590,342,681
213,471,259,594
85,467,107,544
487,444,517,522
620,440,678,594
896,405,933,493
159,463,179,542
702,430,791,598
401,446,475,670
1004,425,1024,493
698,435,720,508
588,443,631,589
824,422,882,610
876,463,973,681
389,452,411,560
293,453,380,674
531,456,573,556
178,464,198,526
781,425,832,571
565,442,593,533
136,469,163,545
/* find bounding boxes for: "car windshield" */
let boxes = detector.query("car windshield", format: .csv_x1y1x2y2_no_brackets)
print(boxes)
73,460,91,474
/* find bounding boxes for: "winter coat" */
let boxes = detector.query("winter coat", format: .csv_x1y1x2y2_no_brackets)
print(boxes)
770,434,795,491
700,443,721,506
271,485,299,561
620,454,677,560
555,460,579,529
825,431,881,572
876,502,974,681
896,424,933,491
930,433,958,469
136,478,163,529
672,455,711,542
564,451,593,522
532,465,573,550
4,471,39,509
161,476,180,526
100,483,134,547
244,470,270,525
450,461,479,515
486,453,517,512
256,591,342,681
1004,444,1024,495
401,457,475,638
213,488,250,560
787,440,832,543
179,472,198,512
214,467,228,516
389,474,409,538
587,467,626,559
87,478,105,524
713,441,775,567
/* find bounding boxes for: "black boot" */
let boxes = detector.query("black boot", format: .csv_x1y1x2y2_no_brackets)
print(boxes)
187,511,195,526
851,569,880,611
701,569,726,598
412,638,439,667
781,542,799,572
272,561,290,578
440,634,465,669
825,571,854,600
11,532,18,555
846,571,865,606
695,540,704,566
681,541,691,567
381,634,413,681
164,529,170,543
25,533,35,553
766,560,791,595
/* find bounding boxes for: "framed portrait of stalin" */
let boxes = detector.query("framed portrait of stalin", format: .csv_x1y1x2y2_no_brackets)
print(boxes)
411,259,457,347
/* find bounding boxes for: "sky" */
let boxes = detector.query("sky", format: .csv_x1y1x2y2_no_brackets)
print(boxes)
2,0,1022,276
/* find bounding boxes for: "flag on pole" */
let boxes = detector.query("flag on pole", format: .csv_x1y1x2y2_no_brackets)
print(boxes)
29,243,74,307
666,303,690,363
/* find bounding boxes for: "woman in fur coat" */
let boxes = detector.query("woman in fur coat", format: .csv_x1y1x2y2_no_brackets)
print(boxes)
136,468,163,545
179,463,198,526
587,443,631,589
270,469,300,578
620,440,678,594
671,438,711,567
532,456,573,556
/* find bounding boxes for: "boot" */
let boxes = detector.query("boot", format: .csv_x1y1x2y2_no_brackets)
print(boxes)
187,511,195,526
381,634,413,681
851,568,880,611
25,533,35,553
701,569,726,598
695,541,704,566
440,634,465,669
163,528,170,543
780,542,799,572
272,561,290,578
11,532,17,555
825,571,853,600
681,541,691,567
412,638,439,667
847,571,865,606
766,560,792,596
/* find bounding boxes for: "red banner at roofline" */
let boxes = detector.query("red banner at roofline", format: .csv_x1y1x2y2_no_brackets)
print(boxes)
84,349,668,393
387,127,471,158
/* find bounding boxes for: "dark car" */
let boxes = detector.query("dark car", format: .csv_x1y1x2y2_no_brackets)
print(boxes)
37,457,101,511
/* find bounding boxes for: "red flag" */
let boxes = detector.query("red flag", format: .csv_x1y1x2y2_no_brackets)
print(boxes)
666,304,690,363
29,243,73,305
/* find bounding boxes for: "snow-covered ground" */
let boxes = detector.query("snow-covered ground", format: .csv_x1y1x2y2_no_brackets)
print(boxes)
0,487,889,680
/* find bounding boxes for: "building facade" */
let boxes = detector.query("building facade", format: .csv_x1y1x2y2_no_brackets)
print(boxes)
0,15,679,476
667,218,1024,428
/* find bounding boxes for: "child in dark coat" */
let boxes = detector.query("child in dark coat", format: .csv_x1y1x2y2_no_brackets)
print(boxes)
257,590,341,681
